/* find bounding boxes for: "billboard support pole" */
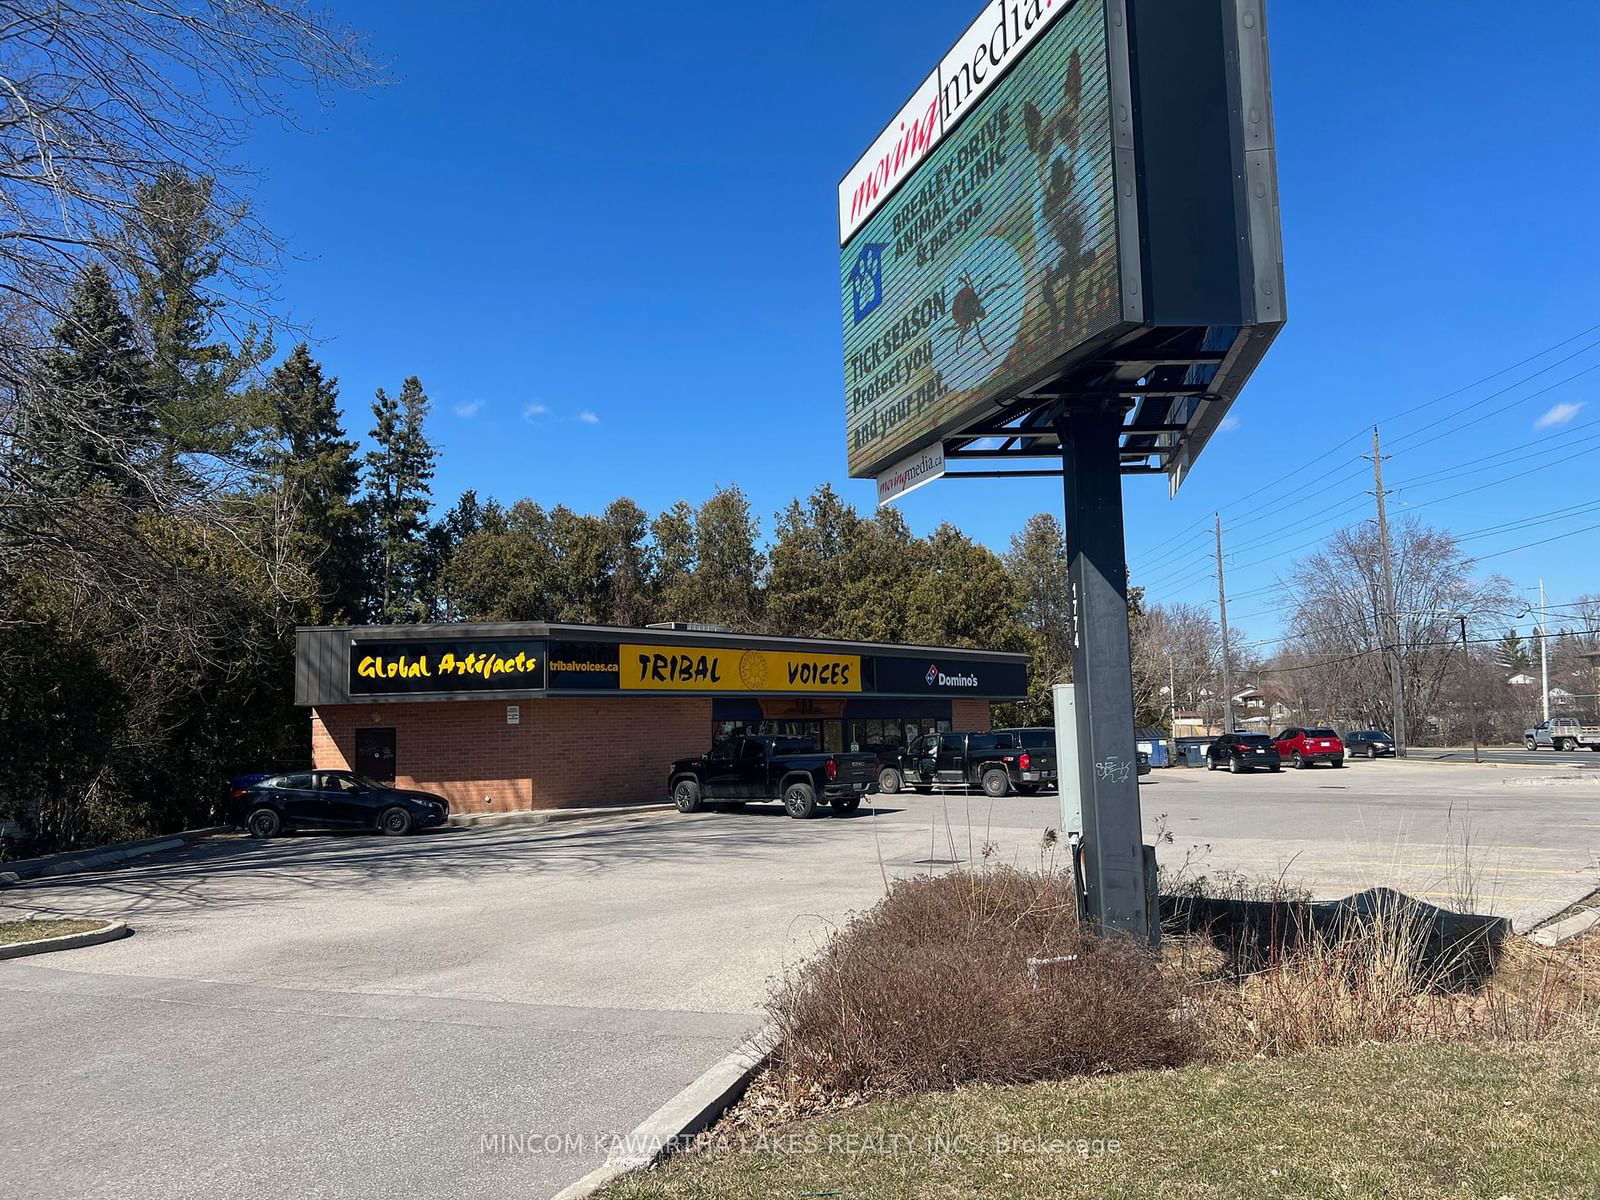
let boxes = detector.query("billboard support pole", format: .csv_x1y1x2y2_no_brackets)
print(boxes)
1056,404,1151,942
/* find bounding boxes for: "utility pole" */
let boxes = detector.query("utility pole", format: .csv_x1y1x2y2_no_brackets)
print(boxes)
1539,578,1551,721
1215,514,1234,734
1370,427,1407,757
1168,652,1179,748
1459,614,1480,764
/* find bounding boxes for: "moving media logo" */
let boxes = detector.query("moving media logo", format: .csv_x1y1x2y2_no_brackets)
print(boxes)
927,663,980,688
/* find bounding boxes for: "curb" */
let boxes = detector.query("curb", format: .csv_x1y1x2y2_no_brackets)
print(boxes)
1530,907,1600,948
0,920,130,960
450,803,672,831
548,1027,774,1200
0,827,230,886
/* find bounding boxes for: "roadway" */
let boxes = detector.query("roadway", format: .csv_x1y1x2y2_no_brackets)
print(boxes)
1409,745,1600,769
3,756,1597,1199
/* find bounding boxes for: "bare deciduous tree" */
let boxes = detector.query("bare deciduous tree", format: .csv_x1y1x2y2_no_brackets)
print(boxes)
1274,519,1513,738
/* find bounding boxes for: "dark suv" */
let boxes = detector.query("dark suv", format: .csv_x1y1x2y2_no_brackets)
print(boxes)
1343,730,1395,759
1205,733,1282,773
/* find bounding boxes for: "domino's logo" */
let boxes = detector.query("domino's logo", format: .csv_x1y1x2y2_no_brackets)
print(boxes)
850,243,888,324
926,663,939,686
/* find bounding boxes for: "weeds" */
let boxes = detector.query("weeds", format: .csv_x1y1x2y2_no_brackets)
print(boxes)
761,863,1599,1120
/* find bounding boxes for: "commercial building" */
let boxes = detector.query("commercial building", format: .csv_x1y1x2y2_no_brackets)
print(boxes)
295,622,1029,814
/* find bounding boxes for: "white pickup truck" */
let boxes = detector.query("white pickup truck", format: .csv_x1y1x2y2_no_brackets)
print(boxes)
1524,717,1600,752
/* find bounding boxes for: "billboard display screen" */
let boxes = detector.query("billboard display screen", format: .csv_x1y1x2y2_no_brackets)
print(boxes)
841,0,1121,479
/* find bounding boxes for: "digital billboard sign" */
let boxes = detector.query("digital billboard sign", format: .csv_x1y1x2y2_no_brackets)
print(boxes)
840,0,1121,480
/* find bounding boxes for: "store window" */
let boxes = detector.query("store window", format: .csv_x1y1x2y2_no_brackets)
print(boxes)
847,717,951,752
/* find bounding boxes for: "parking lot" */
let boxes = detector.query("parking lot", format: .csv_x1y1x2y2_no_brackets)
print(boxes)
4,756,1597,1199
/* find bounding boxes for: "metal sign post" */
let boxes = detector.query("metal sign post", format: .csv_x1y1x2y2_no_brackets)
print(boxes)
1058,406,1149,939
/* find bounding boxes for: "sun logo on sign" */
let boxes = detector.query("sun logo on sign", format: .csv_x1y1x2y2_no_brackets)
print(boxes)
926,664,939,687
739,651,770,691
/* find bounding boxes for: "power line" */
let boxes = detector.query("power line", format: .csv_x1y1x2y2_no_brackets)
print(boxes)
1128,323,1600,568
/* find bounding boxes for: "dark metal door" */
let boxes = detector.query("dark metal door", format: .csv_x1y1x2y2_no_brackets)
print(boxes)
355,728,396,784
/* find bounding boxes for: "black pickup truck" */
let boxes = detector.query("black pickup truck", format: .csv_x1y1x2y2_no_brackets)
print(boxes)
877,731,1055,797
991,727,1062,794
913,730,1057,797
668,735,878,819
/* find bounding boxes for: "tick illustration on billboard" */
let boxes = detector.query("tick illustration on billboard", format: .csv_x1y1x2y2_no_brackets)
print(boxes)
933,238,1025,391
850,242,888,325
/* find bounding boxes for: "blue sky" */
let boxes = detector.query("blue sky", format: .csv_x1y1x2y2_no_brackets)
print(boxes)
243,0,1600,645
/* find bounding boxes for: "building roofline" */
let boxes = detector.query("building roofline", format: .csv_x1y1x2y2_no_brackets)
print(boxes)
294,620,1031,663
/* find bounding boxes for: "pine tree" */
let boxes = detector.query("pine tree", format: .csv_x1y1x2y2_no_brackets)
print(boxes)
22,264,158,500
362,376,436,621
261,344,366,621
1495,628,1530,674
123,169,269,463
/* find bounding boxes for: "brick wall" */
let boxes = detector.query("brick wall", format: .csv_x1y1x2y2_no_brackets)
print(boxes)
311,697,713,814
952,698,993,731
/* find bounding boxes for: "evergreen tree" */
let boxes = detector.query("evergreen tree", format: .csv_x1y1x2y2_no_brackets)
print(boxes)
123,169,269,462
906,523,1027,650
423,489,487,621
1494,629,1530,674
600,498,655,626
22,264,158,500
362,376,436,621
261,344,366,621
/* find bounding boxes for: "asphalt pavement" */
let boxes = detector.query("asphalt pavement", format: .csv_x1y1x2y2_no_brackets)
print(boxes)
1409,744,1600,769
4,756,1597,1199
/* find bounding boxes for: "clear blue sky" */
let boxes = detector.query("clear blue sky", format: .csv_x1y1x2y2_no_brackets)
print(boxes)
244,0,1600,646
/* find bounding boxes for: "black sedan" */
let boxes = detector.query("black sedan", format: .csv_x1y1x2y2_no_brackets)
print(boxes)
230,770,449,838
1205,733,1282,773
1343,730,1396,759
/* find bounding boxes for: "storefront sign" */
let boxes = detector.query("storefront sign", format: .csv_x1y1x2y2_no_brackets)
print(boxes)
873,654,1028,697
547,640,622,691
349,640,547,695
619,644,863,694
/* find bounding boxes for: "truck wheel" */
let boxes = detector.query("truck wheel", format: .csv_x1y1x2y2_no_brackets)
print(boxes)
1560,738,1577,752
830,794,862,815
877,767,902,794
783,780,818,819
1525,736,1537,750
672,778,703,814
980,768,1010,798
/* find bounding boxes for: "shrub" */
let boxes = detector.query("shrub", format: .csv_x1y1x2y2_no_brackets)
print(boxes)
765,867,1199,1100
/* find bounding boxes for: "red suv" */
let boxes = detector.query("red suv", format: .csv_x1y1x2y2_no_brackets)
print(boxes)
1273,727,1345,769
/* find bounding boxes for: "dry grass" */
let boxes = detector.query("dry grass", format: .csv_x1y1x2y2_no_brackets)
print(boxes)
1172,895,1600,1059
757,865,1599,1127
0,917,106,945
